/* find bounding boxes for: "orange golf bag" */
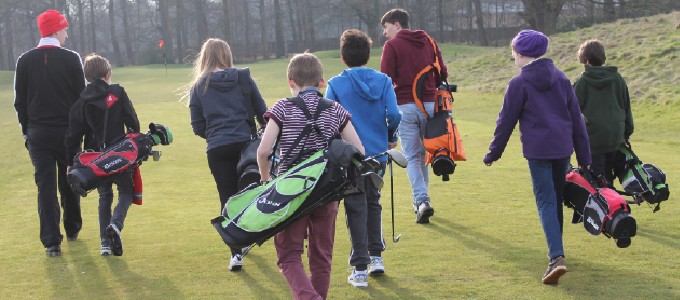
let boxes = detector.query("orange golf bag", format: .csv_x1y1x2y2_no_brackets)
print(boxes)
412,36,466,181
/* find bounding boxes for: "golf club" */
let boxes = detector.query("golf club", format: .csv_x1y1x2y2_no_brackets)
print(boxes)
387,149,408,168
389,158,402,243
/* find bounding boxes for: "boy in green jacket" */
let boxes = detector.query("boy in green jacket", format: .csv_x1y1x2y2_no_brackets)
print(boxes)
573,39,634,185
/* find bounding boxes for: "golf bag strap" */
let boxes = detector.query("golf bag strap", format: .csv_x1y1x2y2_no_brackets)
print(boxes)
281,96,334,166
237,68,257,137
99,84,123,149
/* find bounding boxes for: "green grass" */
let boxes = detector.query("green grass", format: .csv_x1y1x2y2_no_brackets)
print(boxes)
1,12,679,299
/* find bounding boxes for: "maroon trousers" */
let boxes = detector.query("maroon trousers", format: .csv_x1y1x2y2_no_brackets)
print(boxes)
275,201,339,300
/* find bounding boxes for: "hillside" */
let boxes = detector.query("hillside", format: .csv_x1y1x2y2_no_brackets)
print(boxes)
451,11,680,105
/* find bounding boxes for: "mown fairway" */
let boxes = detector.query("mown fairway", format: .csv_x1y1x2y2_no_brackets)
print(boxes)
1,12,678,299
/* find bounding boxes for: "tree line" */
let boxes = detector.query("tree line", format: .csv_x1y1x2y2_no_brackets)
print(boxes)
0,0,677,70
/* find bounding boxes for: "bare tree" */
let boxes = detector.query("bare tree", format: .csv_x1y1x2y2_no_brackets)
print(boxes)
242,0,252,59
108,0,123,66
175,0,184,63
193,0,208,45
222,0,232,43
259,0,267,59
89,0,96,52
121,0,134,65
520,0,567,34
77,0,86,54
158,0,174,63
274,0,285,58
286,0,299,44
603,0,616,21
473,0,489,45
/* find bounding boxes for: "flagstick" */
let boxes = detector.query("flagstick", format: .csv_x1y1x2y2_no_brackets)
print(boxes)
163,51,167,76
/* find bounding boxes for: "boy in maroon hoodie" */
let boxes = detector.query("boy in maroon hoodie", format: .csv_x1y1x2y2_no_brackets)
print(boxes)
380,8,448,224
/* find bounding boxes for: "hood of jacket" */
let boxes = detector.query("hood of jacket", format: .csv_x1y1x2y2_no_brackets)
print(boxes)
340,68,390,102
520,58,564,91
578,65,619,89
395,29,430,49
79,79,111,110
205,68,239,92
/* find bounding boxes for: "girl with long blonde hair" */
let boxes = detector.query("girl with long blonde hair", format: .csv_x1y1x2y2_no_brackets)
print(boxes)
186,38,267,272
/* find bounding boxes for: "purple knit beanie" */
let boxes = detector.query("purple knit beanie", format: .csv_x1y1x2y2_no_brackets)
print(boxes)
511,30,549,58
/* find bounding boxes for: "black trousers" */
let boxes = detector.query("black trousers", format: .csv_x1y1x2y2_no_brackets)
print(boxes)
344,163,387,267
591,151,618,187
27,127,82,248
207,141,247,213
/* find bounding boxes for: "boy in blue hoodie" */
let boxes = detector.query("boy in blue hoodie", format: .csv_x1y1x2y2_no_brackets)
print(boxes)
483,30,591,285
326,29,401,288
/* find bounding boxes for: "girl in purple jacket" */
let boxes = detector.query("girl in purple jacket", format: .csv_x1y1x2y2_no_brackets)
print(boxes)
483,30,591,285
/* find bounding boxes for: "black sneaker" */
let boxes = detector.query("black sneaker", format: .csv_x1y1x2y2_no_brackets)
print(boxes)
106,224,123,256
415,202,435,224
66,232,79,241
45,245,62,257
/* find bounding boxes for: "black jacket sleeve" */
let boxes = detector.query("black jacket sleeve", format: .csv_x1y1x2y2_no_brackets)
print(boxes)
64,101,86,166
121,89,141,133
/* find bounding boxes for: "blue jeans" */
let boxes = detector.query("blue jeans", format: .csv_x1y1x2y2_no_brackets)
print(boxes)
527,158,569,260
398,103,434,206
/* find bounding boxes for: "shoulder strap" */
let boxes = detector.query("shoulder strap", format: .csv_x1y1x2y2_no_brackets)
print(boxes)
99,84,124,149
237,68,257,137
281,96,334,165
412,35,444,119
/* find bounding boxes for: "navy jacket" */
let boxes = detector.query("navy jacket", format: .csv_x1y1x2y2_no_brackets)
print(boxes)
189,68,267,151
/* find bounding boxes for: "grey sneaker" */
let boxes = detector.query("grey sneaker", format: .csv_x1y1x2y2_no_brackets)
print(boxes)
368,256,385,276
542,256,567,284
229,254,243,271
106,224,123,256
347,269,368,287
415,201,435,223
45,245,62,257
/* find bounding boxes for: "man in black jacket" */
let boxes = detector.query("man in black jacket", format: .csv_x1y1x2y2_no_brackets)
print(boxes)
14,10,85,257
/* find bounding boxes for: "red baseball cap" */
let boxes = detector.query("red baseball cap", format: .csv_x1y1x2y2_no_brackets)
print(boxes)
37,10,69,37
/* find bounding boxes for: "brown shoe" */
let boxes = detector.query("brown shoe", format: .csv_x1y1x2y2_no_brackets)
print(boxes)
542,256,567,284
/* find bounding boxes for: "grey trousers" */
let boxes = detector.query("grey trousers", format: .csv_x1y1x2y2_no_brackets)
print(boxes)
344,163,387,267
97,168,134,245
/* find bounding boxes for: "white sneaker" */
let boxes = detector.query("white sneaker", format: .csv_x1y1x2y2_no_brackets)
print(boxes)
229,254,243,271
347,269,368,287
368,256,385,276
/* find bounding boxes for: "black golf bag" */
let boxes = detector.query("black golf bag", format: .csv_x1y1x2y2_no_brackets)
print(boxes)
67,123,172,196
615,144,670,212
564,168,636,248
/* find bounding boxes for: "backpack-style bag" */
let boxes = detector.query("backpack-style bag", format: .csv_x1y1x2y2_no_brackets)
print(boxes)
211,139,366,249
212,97,366,249
615,143,670,212
563,168,636,248
412,35,465,181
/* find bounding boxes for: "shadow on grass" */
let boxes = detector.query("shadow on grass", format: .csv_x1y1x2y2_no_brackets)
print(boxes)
106,257,182,298
241,247,291,298
368,275,428,299
430,217,678,298
635,228,680,250
44,240,107,298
